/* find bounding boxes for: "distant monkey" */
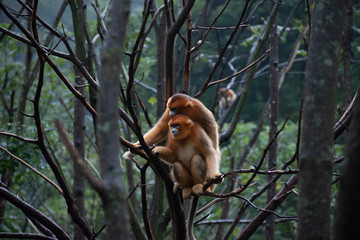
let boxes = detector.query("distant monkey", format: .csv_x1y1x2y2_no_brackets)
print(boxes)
218,88,236,117
152,115,217,198
139,93,221,179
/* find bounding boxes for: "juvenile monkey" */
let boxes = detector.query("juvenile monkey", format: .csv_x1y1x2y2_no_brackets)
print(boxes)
140,93,221,179
152,114,217,198
218,88,236,117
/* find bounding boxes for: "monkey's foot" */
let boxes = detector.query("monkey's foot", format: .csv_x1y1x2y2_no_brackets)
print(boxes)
182,187,193,199
202,182,216,193
192,184,204,196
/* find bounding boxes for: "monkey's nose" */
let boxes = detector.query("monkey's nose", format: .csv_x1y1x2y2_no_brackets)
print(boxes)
169,111,176,117
171,128,179,135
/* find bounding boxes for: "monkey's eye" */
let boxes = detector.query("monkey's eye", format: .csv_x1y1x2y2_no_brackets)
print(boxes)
170,108,177,112
171,124,179,128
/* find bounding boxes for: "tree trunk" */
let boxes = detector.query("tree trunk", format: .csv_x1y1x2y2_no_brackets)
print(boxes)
69,0,87,239
266,1,280,239
333,73,360,239
297,1,344,239
333,3,359,235
97,0,131,239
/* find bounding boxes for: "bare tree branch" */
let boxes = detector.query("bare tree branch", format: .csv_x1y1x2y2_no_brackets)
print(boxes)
54,119,103,194
0,183,71,240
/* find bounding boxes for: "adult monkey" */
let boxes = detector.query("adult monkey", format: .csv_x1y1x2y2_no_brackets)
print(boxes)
152,114,218,199
138,93,221,180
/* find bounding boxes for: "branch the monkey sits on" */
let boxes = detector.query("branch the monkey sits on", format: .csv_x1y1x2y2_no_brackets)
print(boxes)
152,114,217,198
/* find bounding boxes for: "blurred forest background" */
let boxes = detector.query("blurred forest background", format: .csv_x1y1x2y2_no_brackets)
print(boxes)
0,0,359,239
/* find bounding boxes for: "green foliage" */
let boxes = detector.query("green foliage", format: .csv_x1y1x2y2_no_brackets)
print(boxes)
148,96,157,106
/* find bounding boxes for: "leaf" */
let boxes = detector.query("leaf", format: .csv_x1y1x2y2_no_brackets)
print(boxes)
148,97,157,106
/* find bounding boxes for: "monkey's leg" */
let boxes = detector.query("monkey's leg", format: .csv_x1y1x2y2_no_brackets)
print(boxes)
190,154,208,196
173,161,193,198
205,151,221,180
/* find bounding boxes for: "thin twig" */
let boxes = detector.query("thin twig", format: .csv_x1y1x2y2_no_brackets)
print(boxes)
209,49,270,87
0,146,63,196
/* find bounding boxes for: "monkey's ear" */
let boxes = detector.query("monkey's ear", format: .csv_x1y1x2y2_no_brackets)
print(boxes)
185,101,193,108
185,119,193,127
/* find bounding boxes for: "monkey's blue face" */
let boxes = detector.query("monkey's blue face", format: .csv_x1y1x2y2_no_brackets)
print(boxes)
170,124,179,135
169,108,177,117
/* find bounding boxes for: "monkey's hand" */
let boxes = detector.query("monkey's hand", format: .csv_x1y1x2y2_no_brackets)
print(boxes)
134,141,156,150
151,147,160,157
209,173,224,184
151,146,176,163
134,141,142,149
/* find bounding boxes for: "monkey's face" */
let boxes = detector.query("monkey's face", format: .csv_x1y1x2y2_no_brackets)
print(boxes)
170,124,190,141
167,95,193,117
168,99,192,117
170,124,180,135
169,124,187,140
169,115,193,140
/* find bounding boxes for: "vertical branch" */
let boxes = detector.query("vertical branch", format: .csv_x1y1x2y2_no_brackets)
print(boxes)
140,163,155,240
149,3,167,234
182,0,192,94
154,4,168,114
17,0,68,131
342,0,353,147
68,0,87,239
165,0,196,98
126,0,153,132
187,196,199,240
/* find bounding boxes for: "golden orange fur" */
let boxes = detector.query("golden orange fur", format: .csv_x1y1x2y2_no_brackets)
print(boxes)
152,115,217,198
140,93,221,179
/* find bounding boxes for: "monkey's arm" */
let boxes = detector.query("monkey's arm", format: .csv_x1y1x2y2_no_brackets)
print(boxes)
196,130,221,179
152,146,176,164
141,110,171,147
